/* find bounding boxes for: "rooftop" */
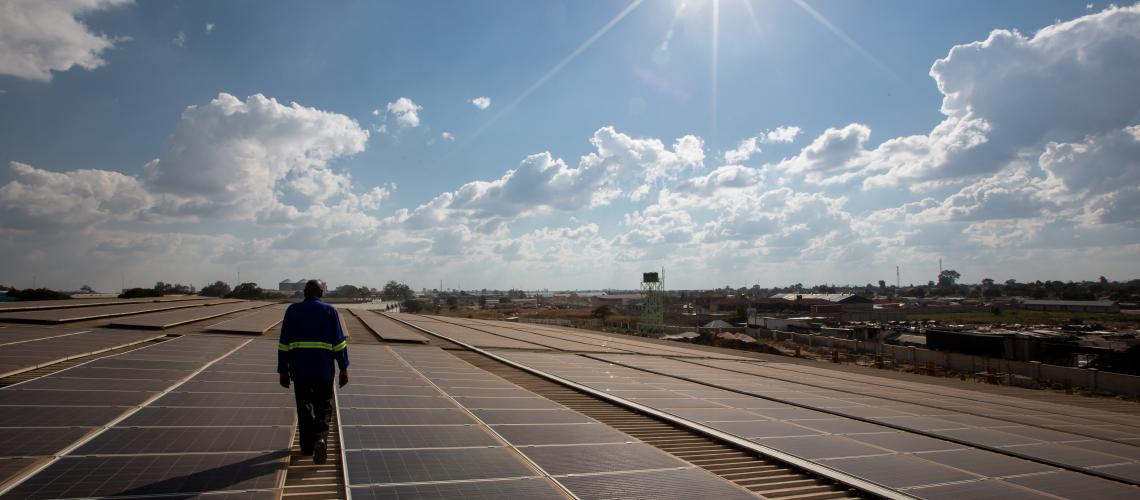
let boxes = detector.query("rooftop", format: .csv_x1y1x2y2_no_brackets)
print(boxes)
0,298,1137,498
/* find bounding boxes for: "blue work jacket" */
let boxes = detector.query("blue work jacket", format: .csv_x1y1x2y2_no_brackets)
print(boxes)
277,297,349,381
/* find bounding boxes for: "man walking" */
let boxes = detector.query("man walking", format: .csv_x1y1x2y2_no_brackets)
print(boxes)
278,280,349,465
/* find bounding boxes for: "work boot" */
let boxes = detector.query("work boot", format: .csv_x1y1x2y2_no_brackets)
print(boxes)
313,438,327,465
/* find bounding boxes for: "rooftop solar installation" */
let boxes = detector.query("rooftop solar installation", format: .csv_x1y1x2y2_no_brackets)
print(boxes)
391,314,551,350
0,326,91,345
0,296,209,313
0,329,165,378
204,305,286,334
3,338,294,499
106,301,271,329
489,349,1140,498
0,299,233,324
459,316,755,359
734,361,1140,439
437,320,631,353
375,345,759,499
347,308,429,343
602,354,1140,483
0,334,247,490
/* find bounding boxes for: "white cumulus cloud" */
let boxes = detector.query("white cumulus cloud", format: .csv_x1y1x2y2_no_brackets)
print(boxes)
0,0,131,81
386,97,422,128
441,131,455,141
470,96,491,110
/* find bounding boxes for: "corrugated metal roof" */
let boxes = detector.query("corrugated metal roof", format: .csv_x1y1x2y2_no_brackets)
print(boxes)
1023,299,1116,307
770,293,869,303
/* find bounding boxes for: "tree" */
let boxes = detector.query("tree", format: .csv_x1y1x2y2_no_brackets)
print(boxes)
200,281,232,297
8,288,71,301
226,282,263,300
401,299,424,313
381,281,414,300
937,270,960,287
981,278,994,288
446,297,458,310
119,287,162,299
878,280,886,291
592,305,613,319
80,285,95,293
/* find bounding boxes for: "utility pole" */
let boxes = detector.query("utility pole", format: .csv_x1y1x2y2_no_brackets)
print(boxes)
896,266,900,289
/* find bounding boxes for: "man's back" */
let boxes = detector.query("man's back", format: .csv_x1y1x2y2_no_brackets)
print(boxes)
278,297,348,381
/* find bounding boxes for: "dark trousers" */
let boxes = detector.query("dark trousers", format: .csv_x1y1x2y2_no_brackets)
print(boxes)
293,378,333,452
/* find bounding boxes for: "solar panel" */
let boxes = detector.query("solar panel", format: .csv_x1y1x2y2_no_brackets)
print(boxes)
177,380,289,394
450,397,564,410
905,479,1055,500
54,366,198,381
0,389,154,406
471,409,595,425
4,452,288,498
915,448,1056,477
0,458,38,485
338,395,457,409
0,330,166,377
344,447,536,485
0,300,222,324
0,406,128,427
0,427,94,457
350,310,430,343
440,387,537,398
556,467,757,500
848,432,966,453
85,358,207,371
13,376,173,392
339,385,442,396
520,442,687,476
0,327,87,345
819,454,983,488
339,408,477,426
74,426,292,455
349,478,566,500
149,391,293,408
341,424,499,449
107,301,269,329
491,423,633,446
1005,471,1140,499
121,407,295,427
204,306,285,334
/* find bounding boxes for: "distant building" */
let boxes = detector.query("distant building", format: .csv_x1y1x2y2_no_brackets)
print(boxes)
769,293,874,312
279,279,326,293
1022,299,1119,313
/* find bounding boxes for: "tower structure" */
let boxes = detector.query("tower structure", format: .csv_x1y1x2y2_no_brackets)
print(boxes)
639,268,665,335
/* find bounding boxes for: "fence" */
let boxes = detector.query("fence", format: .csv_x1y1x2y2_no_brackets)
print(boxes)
752,328,1140,397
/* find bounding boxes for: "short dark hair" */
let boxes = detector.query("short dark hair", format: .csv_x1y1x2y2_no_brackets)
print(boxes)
304,280,324,298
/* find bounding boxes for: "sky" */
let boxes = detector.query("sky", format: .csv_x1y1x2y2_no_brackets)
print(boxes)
0,0,1138,292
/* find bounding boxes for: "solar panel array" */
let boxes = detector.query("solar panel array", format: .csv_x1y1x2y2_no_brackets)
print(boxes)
0,335,247,491
0,299,232,324
431,315,753,359
0,329,165,379
4,337,294,499
739,361,1140,439
0,326,90,345
603,355,1140,484
488,350,1139,499
339,344,758,499
348,309,429,343
108,301,271,329
391,314,550,350
205,305,287,334
338,344,567,499
0,296,208,313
